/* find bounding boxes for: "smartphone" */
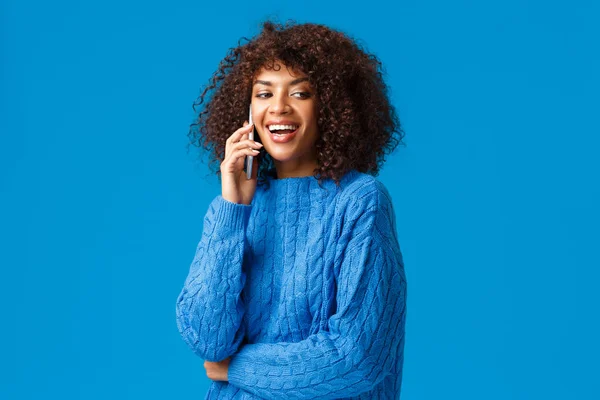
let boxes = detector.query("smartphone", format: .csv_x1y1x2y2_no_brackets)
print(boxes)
245,105,255,180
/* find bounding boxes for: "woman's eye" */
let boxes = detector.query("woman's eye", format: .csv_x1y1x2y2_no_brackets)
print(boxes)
293,92,311,99
255,92,311,99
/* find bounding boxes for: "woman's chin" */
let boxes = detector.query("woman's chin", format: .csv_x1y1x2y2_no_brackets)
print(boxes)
263,148,297,163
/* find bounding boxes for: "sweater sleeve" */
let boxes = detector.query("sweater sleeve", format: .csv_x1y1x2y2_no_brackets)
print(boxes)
175,195,252,362
226,187,407,399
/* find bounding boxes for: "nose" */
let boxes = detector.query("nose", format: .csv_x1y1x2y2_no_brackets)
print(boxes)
268,92,291,115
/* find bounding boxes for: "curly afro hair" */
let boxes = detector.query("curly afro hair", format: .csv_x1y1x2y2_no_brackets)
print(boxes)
187,20,405,188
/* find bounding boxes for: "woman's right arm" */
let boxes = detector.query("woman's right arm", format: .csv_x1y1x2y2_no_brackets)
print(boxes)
176,121,262,361
175,194,252,362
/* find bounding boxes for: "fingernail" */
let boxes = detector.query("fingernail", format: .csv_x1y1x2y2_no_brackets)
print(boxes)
255,142,263,147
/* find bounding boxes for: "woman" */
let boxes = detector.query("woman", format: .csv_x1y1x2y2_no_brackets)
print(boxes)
176,20,407,399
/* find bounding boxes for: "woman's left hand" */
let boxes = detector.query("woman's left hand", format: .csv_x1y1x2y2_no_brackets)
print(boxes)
204,357,230,381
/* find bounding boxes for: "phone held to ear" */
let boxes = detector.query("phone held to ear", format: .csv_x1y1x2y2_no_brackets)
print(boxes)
246,105,254,180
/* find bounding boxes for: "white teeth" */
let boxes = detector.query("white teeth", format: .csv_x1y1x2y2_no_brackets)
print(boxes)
268,124,299,131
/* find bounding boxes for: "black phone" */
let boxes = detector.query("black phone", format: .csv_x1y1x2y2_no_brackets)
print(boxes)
246,105,255,180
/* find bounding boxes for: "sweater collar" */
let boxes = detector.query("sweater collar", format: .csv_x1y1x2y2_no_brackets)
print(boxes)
264,169,359,194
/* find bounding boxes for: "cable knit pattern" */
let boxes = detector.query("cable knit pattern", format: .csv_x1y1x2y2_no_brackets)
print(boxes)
176,169,407,399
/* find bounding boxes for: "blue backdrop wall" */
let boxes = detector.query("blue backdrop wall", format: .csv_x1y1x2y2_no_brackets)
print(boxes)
1,0,598,399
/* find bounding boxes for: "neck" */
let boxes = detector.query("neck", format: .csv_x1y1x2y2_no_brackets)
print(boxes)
273,158,319,179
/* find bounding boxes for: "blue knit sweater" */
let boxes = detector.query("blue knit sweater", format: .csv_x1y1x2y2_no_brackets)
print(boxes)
176,169,407,399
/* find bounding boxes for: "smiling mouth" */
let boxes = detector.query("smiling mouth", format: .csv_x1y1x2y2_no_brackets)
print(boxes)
267,124,299,135
269,129,297,136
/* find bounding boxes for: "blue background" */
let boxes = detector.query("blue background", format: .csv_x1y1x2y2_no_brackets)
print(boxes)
2,0,598,399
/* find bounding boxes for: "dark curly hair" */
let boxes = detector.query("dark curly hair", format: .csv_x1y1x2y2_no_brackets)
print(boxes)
187,20,405,188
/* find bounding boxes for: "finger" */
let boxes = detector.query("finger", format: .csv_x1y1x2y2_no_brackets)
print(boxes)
227,132,249,159
232,137,263,152
229,147,260,167
223,147,260,172
226,124,254,146
225,124,254,157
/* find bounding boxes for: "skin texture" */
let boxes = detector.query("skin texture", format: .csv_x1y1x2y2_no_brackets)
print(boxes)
219,121,262,205
204,357,230,382
187,20,406,190
218,61,320,205
251,62,319,179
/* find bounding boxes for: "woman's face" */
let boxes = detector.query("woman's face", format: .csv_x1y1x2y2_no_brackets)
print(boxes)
251,61,319,176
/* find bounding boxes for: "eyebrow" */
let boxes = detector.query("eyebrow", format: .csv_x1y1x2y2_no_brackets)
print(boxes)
253,77,310,86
